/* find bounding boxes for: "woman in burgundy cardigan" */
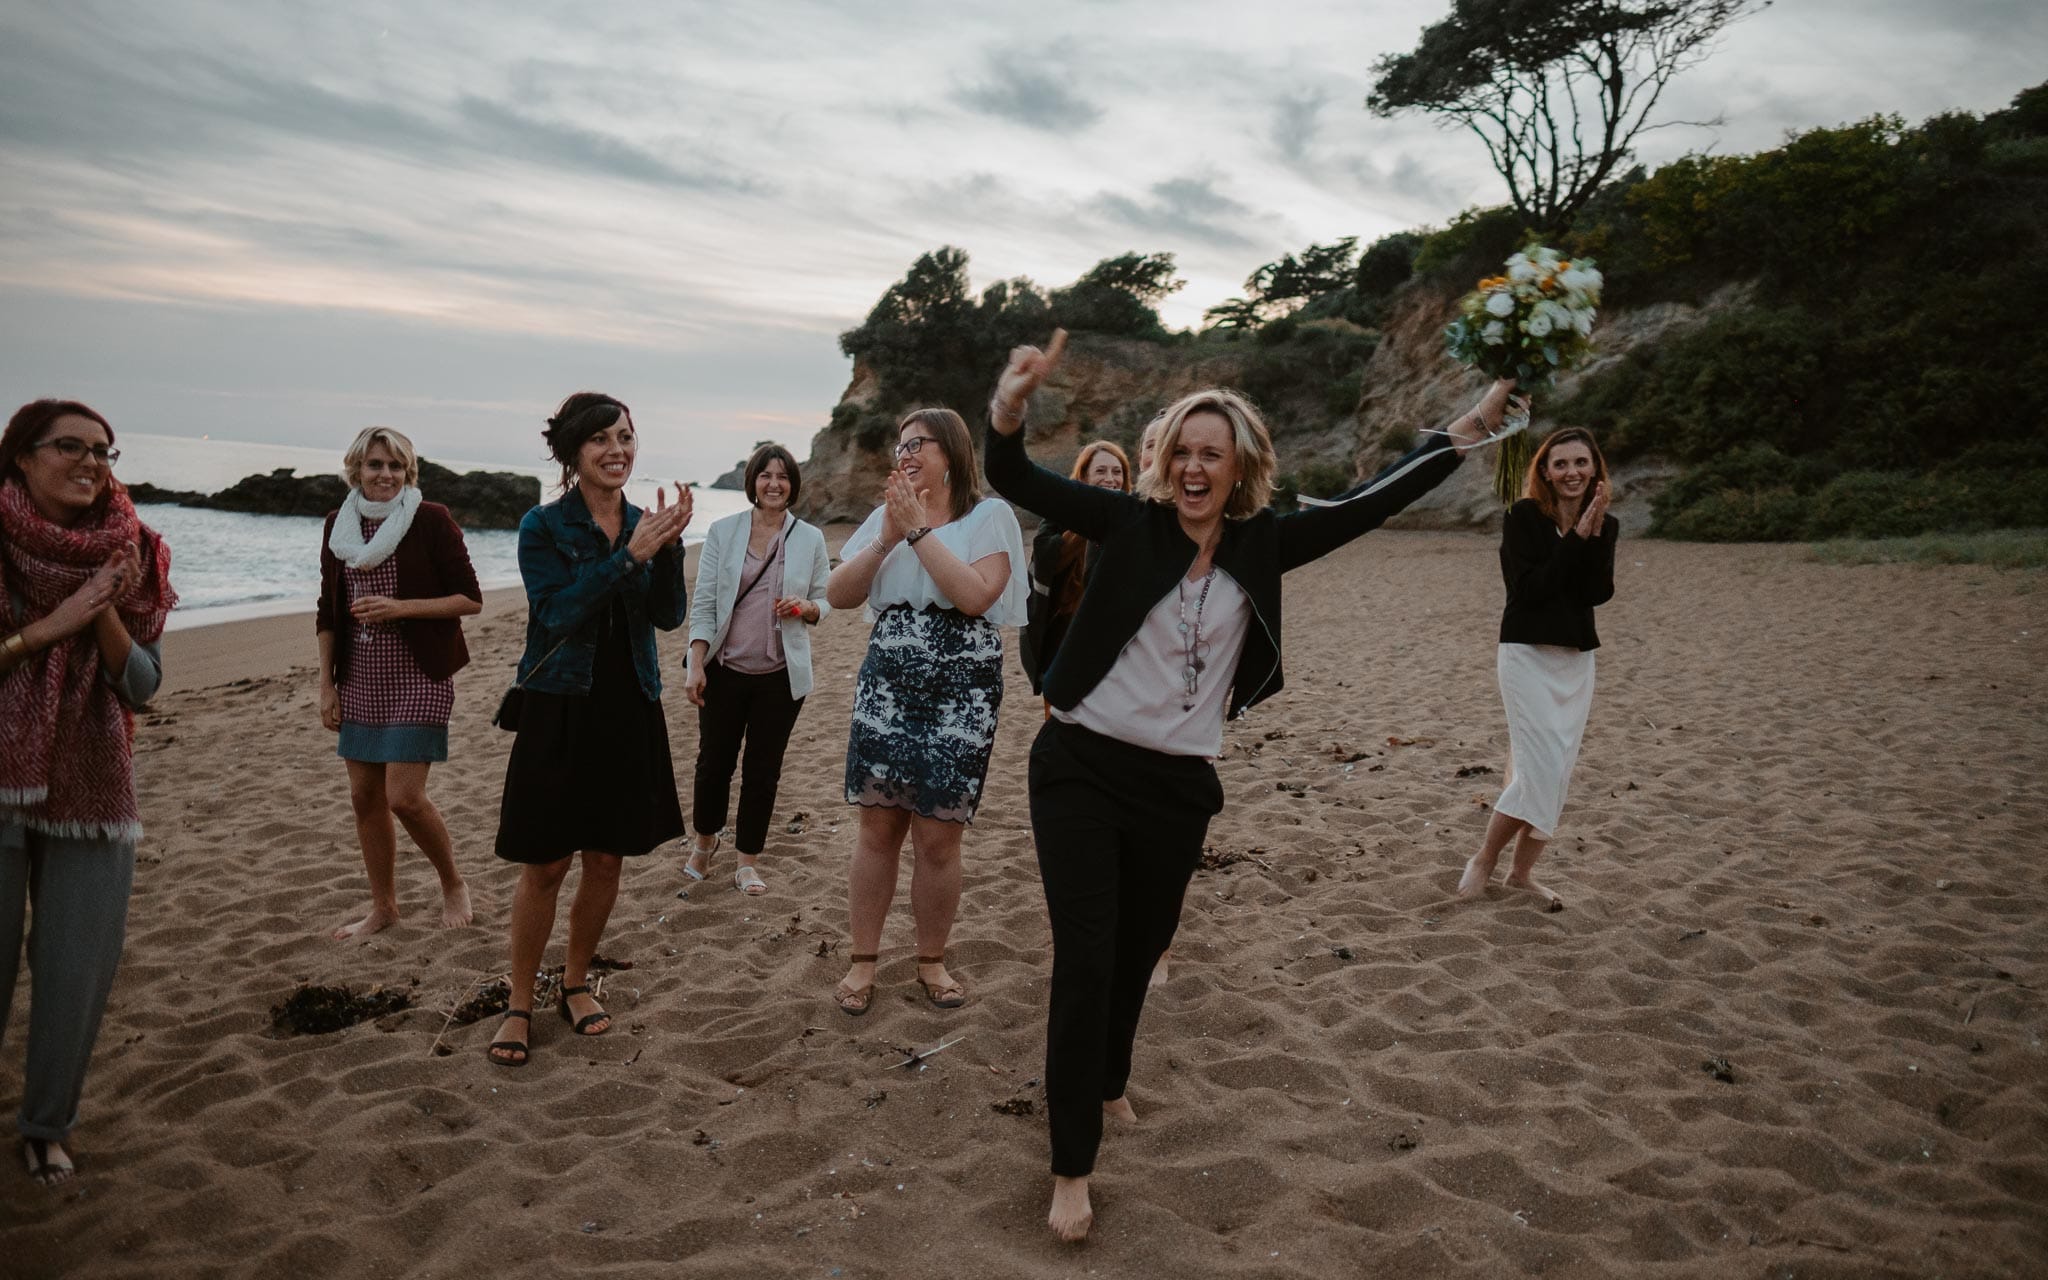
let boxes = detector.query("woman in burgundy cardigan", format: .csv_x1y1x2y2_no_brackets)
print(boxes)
317,427,482,941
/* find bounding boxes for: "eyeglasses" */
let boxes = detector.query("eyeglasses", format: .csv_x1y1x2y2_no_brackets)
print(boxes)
895,436,939,458
34,437,120,467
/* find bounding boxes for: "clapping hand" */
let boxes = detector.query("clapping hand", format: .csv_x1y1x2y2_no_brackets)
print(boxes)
1574,481,1611,539
628,483,693,563
43,551,131,640
991,329,1069,433
881,470,928,544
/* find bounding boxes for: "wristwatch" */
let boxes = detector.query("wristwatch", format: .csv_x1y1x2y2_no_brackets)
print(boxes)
905,526,932,545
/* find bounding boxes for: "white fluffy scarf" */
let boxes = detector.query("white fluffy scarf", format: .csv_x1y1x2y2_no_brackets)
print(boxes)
328,486,422,570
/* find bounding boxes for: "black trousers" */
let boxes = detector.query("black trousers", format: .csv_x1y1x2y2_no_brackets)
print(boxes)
1029,718,1223,1177
690,661,805,855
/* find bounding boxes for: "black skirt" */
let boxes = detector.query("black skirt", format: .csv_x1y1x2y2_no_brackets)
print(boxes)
495,599,684,863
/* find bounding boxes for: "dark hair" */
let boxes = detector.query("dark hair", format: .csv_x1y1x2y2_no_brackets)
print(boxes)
896,407,980,522
743,443,801,508
1522,426,1609,526
2,399,116,489
543,392,632,491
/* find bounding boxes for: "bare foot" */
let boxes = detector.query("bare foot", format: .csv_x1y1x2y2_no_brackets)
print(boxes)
21,1138,75,1187
331,905,398,941
1505,873,1564,911
1148,951,1170,988
440,882,474,928
1048,1175,1093,1242
1456,853,1496,900
1102,1095,1137,1124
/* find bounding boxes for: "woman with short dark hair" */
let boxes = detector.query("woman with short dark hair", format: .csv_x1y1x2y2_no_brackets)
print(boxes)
0,398,176,1186
681,443,832,896
317,425,482,941
485,392,692,1067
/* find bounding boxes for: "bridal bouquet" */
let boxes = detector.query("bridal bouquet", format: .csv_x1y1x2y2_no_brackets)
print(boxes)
1445,245,1603,504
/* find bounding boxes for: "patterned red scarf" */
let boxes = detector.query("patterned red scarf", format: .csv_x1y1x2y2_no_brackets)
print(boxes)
0,477,176,840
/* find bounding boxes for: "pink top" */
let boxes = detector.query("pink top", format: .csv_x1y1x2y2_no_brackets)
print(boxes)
716,538,786,674
1054,569,1250,757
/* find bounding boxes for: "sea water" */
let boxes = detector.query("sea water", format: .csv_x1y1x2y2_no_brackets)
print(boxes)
112,433,751,629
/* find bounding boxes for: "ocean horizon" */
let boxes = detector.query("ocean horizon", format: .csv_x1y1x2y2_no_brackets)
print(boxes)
115,432,751,630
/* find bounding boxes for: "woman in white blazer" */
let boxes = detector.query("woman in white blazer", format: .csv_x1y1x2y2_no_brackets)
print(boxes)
682,445,832,895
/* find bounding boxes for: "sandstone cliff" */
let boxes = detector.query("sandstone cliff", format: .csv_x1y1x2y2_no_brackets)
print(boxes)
796,287,1746,532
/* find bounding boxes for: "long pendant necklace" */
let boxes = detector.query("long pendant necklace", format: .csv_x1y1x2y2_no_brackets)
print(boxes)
1177,567,1217,712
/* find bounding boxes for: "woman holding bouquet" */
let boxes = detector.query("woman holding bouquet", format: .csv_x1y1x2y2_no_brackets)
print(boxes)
986,332,1515,1242
317,426,482,941
1458,427,1616,910
485,392,691,1067
0,399,176,1186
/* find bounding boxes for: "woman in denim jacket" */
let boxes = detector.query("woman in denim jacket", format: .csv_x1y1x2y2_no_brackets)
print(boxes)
486,392,692,1067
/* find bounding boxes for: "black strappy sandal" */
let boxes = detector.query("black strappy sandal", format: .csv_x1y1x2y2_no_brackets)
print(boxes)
559,985,611,1036
487,1009,532,1068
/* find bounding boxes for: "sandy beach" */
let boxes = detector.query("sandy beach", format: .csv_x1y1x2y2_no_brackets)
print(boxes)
3,529,2044,1278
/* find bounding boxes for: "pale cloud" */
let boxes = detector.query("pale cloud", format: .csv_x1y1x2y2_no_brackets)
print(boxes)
0,0,2038,478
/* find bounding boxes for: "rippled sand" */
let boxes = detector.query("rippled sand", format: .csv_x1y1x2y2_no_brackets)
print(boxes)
4,531,2043,1278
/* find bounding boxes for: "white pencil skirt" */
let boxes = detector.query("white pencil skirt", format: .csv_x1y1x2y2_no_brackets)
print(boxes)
1493,643,1597,839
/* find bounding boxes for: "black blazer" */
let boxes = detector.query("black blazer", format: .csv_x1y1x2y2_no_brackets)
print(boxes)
985,423,1461,720
1497,498,1618,651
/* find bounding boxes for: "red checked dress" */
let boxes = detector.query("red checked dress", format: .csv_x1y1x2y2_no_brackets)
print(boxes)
336,517,455,763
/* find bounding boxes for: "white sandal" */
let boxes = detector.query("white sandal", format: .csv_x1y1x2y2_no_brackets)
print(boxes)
734,864,767,896
683,833,719,881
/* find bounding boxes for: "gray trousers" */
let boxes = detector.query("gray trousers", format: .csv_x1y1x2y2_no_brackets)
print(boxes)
0,824,136,1143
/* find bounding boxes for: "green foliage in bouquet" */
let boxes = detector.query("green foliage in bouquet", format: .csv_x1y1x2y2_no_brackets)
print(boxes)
1445,245,1604,505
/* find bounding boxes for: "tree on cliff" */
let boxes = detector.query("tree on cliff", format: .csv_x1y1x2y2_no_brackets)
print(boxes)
1050,251,1185,336
1367,0,1765,231
839,248,1181,424
1202,237,1363,332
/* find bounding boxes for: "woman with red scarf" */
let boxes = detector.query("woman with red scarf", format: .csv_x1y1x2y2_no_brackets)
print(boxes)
0,398,176,1188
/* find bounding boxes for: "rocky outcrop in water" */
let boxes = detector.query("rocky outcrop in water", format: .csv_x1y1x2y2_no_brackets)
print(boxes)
133,460,542,529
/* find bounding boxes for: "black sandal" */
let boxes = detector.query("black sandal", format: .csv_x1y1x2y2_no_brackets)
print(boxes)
487,1009,532,1068
559,985,611,1036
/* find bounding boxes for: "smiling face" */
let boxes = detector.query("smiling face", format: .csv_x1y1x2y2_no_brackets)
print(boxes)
1082,449,1126,490
1168,411,1240,530
20,413,113,523
753,457,791,512
358,441,406,503
895,422,945,491
1544,440,1596,505
575,416,637,493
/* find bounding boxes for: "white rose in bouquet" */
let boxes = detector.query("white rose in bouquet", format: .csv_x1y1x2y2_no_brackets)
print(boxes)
1485,291,1516,318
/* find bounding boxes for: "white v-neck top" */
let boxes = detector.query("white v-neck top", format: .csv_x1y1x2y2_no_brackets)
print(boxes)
1054,569,1250,757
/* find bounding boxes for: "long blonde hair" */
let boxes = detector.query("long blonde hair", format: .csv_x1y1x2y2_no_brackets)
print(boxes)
1134,389,1275,519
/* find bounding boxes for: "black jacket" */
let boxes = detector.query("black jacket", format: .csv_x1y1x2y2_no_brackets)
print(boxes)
985,423,1462,720
1497,498,1618,651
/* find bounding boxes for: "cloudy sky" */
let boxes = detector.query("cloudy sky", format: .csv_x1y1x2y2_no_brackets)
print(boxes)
2,1,2040,482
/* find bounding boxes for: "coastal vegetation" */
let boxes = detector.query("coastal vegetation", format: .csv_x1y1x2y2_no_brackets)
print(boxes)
820,80,2048,538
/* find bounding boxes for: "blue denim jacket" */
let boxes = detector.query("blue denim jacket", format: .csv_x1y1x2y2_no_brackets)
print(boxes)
514,485,688,699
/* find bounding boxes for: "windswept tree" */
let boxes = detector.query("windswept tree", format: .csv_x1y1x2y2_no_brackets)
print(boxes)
1203,238,1361,332
1367,0,1766,232
1050,251,1185,335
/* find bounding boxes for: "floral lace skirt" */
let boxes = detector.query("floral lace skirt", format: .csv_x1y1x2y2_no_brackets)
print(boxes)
844,605,1004,823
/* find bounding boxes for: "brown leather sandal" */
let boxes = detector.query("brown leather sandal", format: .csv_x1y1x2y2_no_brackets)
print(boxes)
915,955,966,1009
834,953,879,1017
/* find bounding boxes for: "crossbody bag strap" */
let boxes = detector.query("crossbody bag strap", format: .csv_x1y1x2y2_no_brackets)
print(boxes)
731,529,787,609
